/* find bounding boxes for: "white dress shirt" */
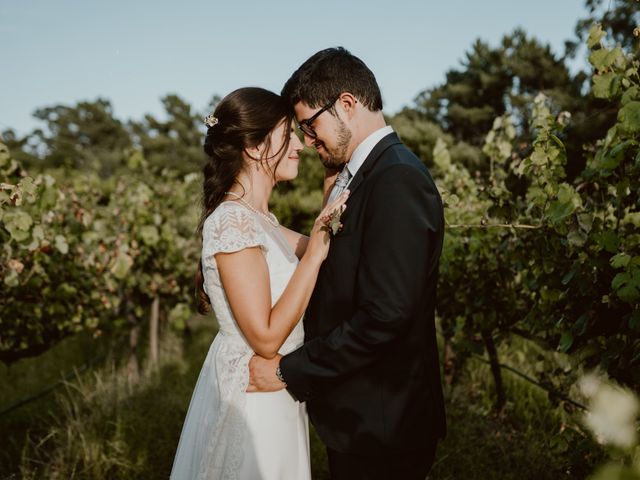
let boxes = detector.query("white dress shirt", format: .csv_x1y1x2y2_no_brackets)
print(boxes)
344,125,394,188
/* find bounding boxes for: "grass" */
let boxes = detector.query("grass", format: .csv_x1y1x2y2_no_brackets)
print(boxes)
430,361,601,479
428,333,605,479
0,317,605,479
1,321,210,479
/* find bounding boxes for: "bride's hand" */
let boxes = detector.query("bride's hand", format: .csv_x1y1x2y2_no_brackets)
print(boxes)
306,190,349,263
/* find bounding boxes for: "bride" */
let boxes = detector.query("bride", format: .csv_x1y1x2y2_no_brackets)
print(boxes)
170,87,348,479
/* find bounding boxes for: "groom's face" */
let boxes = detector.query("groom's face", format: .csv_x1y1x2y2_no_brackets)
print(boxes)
294,101,352,170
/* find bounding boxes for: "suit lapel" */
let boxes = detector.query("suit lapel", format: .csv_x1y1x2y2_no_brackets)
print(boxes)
346,132,402,198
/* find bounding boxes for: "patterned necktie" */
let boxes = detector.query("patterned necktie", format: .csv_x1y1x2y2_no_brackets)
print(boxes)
328,167,352,204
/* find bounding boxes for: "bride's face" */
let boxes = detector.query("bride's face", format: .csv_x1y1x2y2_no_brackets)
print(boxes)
264,119,303,182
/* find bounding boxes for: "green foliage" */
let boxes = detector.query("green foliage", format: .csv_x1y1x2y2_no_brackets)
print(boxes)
414,29,577,151
574,0,640,53
31,98,132,175
433,345,604,480
11,325,200,479
433,24,640,398
129,94,206,175
0,142,200,364
388,111,455,167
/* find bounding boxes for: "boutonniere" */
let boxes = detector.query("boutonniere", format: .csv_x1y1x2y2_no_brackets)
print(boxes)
322,206,345,236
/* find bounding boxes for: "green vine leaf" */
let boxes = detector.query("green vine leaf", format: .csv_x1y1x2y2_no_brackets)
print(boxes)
110,252,133,280
617,101,640,134
610,253,631,269
587,23,605,49
54,235,69,254
592,73,620,99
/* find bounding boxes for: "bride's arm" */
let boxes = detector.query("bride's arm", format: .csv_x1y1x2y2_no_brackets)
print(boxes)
216,191,349,359
216,247,322,359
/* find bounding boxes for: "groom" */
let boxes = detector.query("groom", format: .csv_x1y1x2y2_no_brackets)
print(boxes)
249,47,446,479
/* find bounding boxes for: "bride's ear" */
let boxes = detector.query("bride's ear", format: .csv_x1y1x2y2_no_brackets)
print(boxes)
244,144,263,161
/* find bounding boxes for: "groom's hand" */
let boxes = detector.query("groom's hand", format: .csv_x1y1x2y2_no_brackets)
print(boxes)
247,354,285,393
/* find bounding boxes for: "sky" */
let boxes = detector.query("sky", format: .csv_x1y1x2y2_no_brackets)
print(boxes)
1,0,589,136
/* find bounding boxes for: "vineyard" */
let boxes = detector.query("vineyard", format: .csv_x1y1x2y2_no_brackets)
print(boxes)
437,23,640,403
1,11,640,480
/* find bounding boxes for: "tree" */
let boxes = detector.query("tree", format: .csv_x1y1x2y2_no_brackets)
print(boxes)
409,29,586,177
32,98,131,175
129,94,206,174
0,129,39,170
571,0,640,54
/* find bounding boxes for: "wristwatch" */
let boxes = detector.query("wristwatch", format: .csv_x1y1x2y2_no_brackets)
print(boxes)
275,365,286,385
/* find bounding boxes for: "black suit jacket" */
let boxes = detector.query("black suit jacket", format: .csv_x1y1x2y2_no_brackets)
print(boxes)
280,132,446,454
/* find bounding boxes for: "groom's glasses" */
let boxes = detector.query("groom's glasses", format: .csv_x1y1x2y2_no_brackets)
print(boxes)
298,95,340,139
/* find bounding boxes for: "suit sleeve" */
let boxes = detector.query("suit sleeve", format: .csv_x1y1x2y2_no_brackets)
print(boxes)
279,163,443,402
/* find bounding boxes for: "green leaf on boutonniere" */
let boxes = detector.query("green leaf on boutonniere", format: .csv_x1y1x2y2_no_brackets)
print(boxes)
326,207,343,236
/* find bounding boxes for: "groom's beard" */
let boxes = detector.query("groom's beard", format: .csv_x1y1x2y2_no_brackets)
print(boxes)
317,119,352,170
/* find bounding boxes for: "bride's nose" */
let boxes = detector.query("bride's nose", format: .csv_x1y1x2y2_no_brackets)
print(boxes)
293,133,304,149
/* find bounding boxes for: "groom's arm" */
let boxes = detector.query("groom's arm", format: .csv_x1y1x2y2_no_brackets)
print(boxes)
279,163,443,402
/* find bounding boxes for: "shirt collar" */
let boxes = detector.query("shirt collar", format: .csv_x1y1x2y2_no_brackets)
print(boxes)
346,125,394,178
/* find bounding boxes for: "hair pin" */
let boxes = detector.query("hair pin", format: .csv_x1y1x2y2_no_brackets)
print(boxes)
204,114,219,128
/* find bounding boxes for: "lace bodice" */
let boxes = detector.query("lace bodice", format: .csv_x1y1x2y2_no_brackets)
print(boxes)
201,201,304,352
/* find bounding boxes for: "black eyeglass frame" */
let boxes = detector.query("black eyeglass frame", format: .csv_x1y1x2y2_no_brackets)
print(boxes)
298,95,341,138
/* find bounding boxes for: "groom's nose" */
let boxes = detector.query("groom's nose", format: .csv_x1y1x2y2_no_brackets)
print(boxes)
302,132,315,147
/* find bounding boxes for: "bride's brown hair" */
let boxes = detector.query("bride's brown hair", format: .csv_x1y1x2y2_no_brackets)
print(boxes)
195,87,294,314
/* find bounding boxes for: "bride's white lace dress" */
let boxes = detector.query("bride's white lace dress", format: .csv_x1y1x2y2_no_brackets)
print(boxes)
170,201,310,480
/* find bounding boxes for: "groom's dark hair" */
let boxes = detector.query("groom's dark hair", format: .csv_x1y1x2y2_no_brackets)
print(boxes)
281,47,383,112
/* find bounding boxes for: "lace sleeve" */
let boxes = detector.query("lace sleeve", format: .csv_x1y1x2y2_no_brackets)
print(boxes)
202,203,268,269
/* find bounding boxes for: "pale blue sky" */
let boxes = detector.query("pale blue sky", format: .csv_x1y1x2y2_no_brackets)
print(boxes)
1,0,589,136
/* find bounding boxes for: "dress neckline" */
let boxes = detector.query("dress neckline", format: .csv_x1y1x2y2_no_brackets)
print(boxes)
219,200,279,227
217,201,297,262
